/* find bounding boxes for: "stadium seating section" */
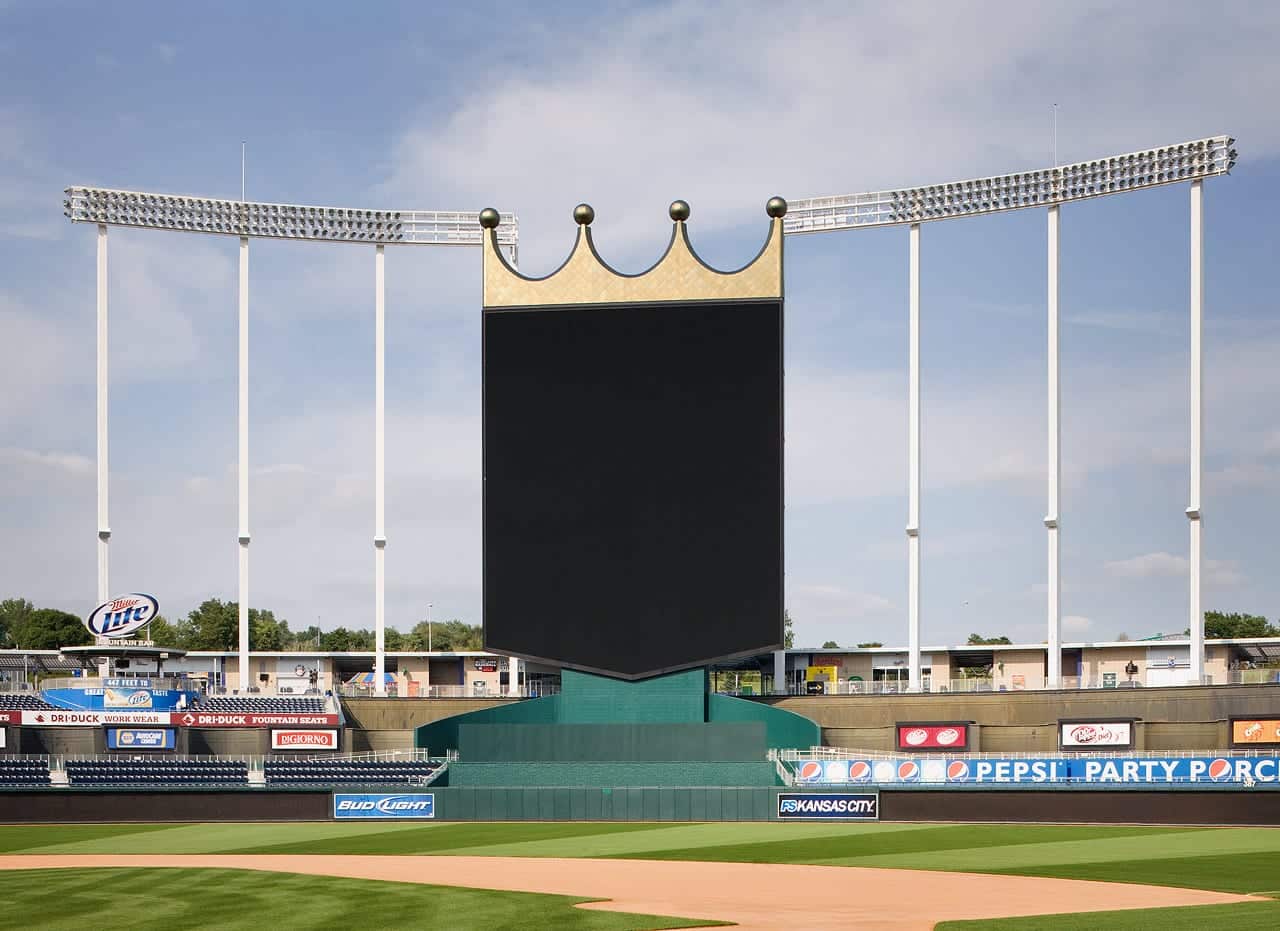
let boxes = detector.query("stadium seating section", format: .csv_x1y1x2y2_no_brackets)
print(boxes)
264,758,439,786
0,694,57,710
189,696,327,713
65,759,249,787
0,759,51,786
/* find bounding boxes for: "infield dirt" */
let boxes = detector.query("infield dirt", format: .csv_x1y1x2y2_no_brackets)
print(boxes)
0,854,1258,929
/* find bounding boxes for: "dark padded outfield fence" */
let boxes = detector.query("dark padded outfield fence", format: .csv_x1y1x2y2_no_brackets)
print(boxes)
2,786,1278,824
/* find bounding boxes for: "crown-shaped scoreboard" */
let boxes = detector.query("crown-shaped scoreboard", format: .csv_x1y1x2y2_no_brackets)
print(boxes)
481,199,787,679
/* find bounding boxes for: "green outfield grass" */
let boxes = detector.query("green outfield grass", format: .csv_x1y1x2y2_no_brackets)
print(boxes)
0,867,724,931
1,821,1278,930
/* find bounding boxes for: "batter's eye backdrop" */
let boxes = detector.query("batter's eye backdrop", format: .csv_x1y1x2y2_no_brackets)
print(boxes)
483,299,784,679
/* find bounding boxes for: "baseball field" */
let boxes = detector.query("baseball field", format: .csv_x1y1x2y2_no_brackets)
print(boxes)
1,821,1278,929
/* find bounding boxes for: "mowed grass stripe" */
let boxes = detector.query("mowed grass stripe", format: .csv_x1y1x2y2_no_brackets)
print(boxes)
19,820,441,855
0,867,726,931
936,899,1280,930
0,822,184,853
814,826,1280,871
605,824,1179,866
988,850,1280,896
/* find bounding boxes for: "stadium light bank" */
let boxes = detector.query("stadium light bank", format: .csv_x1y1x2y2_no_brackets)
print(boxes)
63,184,520,695
781,135,1236,694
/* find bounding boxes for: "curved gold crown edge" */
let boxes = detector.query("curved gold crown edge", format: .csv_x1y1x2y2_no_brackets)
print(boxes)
482,215,784,309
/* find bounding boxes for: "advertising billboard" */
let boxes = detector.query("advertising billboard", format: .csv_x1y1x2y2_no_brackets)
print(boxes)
793,755,1280,785
1058,720,1134,750
103,687,154,709
777,793,879,820
84,593,159,639
106,728,175,750
1230,718,1280,747
175,711,339,728
896,722,970,751
271,729,338,750
21,710,169,727
333,793,435,820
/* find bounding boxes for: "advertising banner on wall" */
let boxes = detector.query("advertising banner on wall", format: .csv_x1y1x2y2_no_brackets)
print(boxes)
333,793,435,819
0,711,18,725
106,728,175,750
103,687,154,709
271,729,338,750
1058,720,1134,749
896,723,970,751
793,755,1280,785
1231,718,1280,747
777,792,878,820
21,710,170,727
176,712,339,728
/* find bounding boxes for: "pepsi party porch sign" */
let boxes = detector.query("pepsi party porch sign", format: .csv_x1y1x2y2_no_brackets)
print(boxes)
896,722,970,751
793,756,1280,785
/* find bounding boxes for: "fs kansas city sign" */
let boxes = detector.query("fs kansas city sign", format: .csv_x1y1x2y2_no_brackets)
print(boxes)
85,593,159,639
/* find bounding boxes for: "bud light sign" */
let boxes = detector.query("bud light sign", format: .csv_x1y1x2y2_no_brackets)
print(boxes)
333,793,435,819
777,792,879,820
85,593,159,639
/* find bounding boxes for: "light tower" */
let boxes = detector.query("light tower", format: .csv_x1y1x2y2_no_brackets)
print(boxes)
64,186,519,694
784,135,1236,690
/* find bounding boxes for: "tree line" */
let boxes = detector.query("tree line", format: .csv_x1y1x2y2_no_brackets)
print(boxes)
0,597,483,652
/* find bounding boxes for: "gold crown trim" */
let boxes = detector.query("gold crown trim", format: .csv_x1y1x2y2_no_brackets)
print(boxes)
481,199,786,309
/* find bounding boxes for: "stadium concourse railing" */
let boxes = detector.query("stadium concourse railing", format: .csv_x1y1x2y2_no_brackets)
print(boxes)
336,683,562,699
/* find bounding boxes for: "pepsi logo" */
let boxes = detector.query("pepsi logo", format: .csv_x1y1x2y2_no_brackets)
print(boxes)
848,761,871,782
897,761,920,782
797,761,823,781
1208,759,1233,781
947,760,969,781
85,593,159,639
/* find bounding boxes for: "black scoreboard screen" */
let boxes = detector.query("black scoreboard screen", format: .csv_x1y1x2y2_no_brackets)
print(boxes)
482,299,783,679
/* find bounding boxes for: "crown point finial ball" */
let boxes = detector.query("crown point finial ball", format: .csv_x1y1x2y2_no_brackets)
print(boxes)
766,196,788,219
478,207,501,229
669,200,690,222
573,203,595,225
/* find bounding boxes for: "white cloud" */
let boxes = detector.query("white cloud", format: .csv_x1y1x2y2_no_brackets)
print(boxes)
1104,551,1243,587
0,447,93,475
384,1,1280,270
1063,614,1092,634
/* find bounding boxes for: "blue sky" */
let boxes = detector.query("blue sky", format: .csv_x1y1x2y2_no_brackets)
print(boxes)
2,2,1278,649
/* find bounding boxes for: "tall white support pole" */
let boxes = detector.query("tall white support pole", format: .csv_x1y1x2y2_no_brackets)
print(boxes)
1045,206,1062,689
374,245,387,695
96,225,110,605
237,236,251,691
1188,180,1205,684
773,649,787,695
907,224,922,692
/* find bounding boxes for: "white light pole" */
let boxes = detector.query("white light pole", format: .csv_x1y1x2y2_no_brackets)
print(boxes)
1045,204,1062,689
907,223,922,693
374,244,387,694
427,602,433,654
1188,178,1205,684
237,233,250,691
96,223,110,605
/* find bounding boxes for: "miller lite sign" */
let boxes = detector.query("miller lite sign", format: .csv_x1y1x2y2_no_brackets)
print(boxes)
86,593,159,639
